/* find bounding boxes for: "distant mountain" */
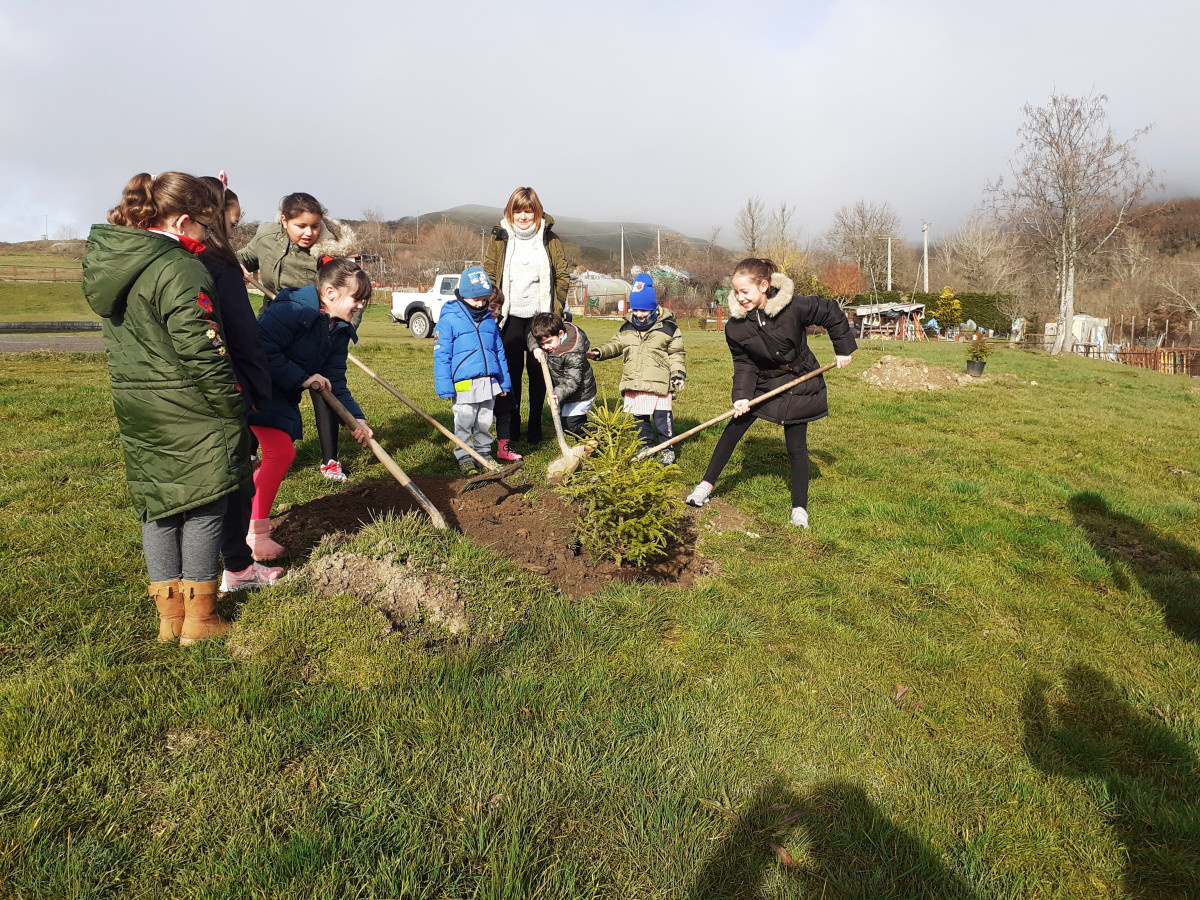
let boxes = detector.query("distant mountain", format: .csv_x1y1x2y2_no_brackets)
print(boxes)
388,205,710,257
1132,198,1200,255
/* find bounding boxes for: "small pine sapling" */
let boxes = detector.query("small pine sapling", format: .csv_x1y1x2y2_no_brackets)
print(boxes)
554,404,683,567
966,329,993,362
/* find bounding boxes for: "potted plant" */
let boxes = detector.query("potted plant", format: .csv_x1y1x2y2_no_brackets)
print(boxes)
966,329,992,376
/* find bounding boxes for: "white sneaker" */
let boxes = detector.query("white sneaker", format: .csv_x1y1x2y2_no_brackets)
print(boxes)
319,459,347,482
220,562,284,593
685,482,712,507
790,506,809,529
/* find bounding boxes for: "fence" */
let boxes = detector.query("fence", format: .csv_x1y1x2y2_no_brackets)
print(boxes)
2,265,83,283
1116,347,1200,376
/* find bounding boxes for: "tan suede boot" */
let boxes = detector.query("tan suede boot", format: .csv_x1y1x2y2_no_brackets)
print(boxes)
179,579,229,646
245,519,286,561
149,579,184,642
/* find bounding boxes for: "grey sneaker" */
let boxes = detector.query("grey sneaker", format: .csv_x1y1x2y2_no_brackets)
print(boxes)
685,483,712,507
790,506,809,529
659,449,676,466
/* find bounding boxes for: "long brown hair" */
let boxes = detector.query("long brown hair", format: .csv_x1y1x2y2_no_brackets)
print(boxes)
732,257,781,297
197,175,238,262
107,172,218,230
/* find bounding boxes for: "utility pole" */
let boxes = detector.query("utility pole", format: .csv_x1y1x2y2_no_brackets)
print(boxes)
620,225,625,278
922,221,930,294
887,237,893,292
415,213,420,244
657,229,661,267
479,228,486,262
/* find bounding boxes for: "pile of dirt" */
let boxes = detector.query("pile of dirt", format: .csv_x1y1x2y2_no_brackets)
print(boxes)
271,476,728,599
304,552,467,634
860,355,1018,391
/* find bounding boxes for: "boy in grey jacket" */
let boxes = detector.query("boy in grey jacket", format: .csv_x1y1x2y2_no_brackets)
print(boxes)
529,312,597,437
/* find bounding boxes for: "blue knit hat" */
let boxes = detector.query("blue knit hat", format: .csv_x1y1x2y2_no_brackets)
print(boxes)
457,267,493,299
629,274,657,311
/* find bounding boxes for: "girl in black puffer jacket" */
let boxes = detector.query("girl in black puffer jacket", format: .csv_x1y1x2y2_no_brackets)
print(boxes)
685,258,856,528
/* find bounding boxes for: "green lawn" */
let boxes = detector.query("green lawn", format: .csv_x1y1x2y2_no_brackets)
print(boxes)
1,318,1198,898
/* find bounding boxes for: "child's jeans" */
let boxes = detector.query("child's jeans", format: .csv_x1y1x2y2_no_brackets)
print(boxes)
142,498,227,582
453,397,496,462
562,413,589,437
633,409,674,451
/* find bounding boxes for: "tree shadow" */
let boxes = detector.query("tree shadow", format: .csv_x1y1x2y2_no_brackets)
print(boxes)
1068,491,1200,643
1021,664,1200,897
687,778,977,899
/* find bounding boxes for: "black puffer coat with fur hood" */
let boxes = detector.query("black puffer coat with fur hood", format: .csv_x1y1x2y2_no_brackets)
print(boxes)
724,272,857,424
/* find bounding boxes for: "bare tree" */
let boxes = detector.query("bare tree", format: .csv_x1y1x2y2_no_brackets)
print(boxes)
937,215,1025,293
734,195,766,254
421,216,477,273
988,92,1157,354
51,224,79,241
825,200,902,292
1157,261,1200,321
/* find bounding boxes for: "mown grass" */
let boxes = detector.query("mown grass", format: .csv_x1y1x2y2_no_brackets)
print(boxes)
1,313,1198,898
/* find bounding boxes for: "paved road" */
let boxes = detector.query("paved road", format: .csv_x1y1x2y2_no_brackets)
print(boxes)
0,335,105,353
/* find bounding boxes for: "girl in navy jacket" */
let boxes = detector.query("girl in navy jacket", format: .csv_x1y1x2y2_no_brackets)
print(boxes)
245,259,374,558
432,267,511,473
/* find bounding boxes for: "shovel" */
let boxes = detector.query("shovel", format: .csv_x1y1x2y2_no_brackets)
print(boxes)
347,353,523,487
634,362,838,460
315,386,448,530
537,352,591,481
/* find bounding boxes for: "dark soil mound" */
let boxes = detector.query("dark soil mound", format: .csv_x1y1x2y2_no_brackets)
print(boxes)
271,476,723,598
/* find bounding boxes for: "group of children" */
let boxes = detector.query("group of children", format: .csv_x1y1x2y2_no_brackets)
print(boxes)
84,172,375,645
433,268,685,475
84,175,852,646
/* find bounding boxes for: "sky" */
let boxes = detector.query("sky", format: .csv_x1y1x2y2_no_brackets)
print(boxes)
1,0,1197,248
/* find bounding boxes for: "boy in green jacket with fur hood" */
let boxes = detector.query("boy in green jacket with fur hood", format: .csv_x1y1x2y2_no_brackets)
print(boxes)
588,274,685,463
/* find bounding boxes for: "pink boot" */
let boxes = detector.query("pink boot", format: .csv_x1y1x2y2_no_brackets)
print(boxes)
246,519,286,561
496,439,523,462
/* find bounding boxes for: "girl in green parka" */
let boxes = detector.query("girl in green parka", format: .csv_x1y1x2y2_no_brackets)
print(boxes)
237,192,358,482
83,172,250,646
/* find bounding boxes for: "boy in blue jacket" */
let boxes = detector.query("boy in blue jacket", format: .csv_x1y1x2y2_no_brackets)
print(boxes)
433,267,511,475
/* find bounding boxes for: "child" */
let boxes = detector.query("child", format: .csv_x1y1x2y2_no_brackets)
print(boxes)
83,172,250,645
528,311,596,437
247,258,374,559
587,274,686,463
433,267,511,475
238,192,354,482
196,175,282,593
685,257,855,528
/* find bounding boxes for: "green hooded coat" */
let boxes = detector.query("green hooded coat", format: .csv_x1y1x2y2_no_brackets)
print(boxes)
237,221,318,299
83,225,248,522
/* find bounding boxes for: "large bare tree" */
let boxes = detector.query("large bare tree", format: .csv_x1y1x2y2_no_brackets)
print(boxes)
825,200,902,292
937,215,1025,293
989,92,1156,355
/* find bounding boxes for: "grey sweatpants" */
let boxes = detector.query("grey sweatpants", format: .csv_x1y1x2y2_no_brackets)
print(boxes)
452,397,496,463
141,498,227,582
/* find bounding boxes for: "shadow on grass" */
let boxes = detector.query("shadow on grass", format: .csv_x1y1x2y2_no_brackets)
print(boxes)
1069,491,1200,643
687,778,976,899
1021,664,1200,897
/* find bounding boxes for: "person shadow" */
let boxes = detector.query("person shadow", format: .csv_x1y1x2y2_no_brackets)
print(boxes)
1021,664,1200,896
1068,491,1200,643
686,777,977,899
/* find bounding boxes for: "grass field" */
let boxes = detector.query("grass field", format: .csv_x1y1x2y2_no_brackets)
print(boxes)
1,302,1198,898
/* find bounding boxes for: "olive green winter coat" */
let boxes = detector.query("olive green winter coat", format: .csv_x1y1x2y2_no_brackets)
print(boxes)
83,225,249,522
237,221,318,299
591,307,686,396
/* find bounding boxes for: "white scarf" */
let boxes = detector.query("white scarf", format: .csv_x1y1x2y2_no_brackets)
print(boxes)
499,217,552,326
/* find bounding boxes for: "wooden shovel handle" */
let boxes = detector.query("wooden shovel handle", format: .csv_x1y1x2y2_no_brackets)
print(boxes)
536,352,573,456
634,362,838,460
315,387,447,530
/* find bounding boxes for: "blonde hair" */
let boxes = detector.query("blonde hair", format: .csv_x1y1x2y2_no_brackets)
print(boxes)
504,187,544,229
107,172,218,230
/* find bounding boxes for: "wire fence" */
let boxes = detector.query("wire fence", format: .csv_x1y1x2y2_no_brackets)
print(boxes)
1,265,84,283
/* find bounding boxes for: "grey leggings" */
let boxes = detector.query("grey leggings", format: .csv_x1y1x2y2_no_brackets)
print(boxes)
142,498,227,582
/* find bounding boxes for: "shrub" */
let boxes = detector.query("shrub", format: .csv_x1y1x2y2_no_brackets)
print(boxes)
966,329,993,361
554,404,683,566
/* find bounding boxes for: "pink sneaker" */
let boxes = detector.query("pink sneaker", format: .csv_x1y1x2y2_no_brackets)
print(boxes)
496,439,523,462
319,459,347,482
220,562,284,593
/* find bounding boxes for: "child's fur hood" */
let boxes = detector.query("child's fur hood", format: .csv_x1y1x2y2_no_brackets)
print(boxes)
311,217,359,259
728,272,794,320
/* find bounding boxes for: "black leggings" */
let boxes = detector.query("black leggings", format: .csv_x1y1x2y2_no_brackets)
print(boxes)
312,392,342,462
495,315,546,442
702,415,810,509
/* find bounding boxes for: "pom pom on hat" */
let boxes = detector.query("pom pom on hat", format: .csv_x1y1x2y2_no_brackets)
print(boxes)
629,274,657,311
458,267,493,299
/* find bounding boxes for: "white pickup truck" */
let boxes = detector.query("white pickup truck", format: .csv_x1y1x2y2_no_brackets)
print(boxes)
389,273,461,339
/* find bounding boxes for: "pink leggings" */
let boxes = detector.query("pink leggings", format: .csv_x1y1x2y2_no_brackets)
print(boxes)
250,425,296,520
